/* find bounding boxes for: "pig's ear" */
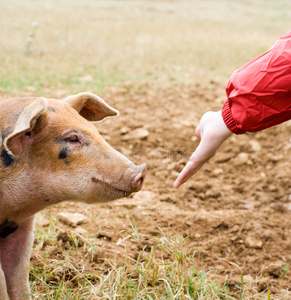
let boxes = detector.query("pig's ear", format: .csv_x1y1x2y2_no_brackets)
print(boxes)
4,98,48,157
62,92,119,121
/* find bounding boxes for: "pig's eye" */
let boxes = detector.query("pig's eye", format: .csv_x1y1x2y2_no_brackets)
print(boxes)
64,135,80,144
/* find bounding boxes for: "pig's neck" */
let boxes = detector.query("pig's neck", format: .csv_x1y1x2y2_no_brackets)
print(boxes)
0,194,59,224
0,172,60,223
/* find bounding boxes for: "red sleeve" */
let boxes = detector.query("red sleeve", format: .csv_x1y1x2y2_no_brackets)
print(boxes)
222,31,291,134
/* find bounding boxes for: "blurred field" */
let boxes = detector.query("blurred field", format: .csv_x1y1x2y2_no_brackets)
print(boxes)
0,0,291,95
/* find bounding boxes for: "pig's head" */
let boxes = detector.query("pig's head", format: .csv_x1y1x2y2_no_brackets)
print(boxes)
0,93,146,210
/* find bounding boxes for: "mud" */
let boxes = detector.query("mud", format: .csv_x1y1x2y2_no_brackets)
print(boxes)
36,82,291,297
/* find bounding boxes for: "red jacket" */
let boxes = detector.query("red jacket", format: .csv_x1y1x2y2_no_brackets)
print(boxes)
222,31,291,134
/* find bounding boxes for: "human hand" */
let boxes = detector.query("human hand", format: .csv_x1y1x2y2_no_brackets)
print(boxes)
173,110,232,188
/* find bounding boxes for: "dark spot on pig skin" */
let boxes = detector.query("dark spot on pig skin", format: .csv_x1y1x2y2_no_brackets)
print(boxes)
44,199,50,202
0,220,19,238
1,149,14,167
48,106,57,113
58,147,68,159
91,177,98,183
65,160,71,166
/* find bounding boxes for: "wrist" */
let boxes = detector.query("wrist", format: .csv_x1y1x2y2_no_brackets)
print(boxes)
222,100,246,135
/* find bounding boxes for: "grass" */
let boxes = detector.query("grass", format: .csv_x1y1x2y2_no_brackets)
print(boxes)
31,219,236,299
31,216,291,299
31,215,291,300
0,0,291,96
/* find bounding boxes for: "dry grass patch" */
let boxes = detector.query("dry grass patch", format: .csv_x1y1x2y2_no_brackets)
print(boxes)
30,218,236,299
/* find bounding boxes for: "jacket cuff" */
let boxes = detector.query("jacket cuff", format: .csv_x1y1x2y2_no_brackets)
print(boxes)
222,100,246,135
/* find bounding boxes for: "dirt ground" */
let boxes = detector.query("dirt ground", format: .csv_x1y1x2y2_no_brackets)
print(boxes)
35,83,291,298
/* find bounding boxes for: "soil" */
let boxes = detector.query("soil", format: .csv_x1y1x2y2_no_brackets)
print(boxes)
35,82,291,297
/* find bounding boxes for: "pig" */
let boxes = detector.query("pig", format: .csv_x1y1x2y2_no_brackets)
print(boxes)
0,92,146,300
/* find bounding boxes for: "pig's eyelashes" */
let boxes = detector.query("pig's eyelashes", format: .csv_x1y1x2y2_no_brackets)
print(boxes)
60,130,84,145
64,135,80,144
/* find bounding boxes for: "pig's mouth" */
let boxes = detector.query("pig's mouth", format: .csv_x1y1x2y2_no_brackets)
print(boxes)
91,177,132,199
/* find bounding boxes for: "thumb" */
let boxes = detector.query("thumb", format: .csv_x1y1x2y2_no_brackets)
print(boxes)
195,125,201,138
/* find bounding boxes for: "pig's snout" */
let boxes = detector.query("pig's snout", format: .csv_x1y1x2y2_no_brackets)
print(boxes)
130,163,146,193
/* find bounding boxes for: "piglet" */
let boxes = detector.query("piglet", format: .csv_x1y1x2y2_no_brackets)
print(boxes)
0,93,146,300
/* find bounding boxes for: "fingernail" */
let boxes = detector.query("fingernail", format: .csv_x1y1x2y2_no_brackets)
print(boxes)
173,181,180,189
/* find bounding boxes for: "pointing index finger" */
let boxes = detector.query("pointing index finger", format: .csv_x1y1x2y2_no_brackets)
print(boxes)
173,154,206,188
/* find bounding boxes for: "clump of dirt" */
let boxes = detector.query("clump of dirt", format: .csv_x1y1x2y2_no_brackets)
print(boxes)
38,82,291,297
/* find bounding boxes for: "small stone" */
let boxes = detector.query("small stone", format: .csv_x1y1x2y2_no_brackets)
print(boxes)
230,225,240,232
121,128,149,141
214,153,235,163
96,230,113,241
141,211,152,216
268,185,278,192
36,215,50,227
191,135,199,142
262,229,276,241
284,203,291,211
205,190,221,199
102,135,111,141
242,201,255,210
246,159,253,165
159,195,176,203
222,184,233,192
267,154,283,162
234,153,249,166
198,193,205,200
264,260,285,278
120,127,130,135
58,212,87,227
171,170,180,177
249,140,261,152
245,236,263,249
226,277,242,289
212,168,223,176
243,275,254,284
167,162,176,170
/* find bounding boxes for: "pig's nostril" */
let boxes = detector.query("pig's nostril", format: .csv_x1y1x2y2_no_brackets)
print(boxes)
138,176,144,186
131,166,146,193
